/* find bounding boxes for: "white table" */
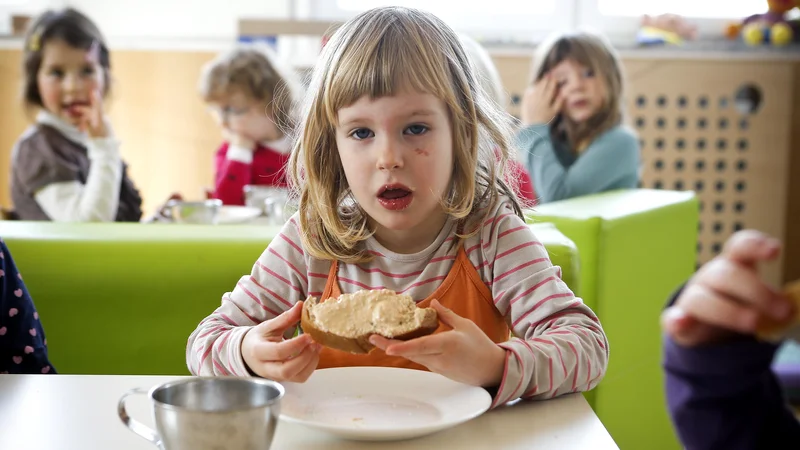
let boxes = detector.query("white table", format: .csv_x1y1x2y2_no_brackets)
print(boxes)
0,375,619,450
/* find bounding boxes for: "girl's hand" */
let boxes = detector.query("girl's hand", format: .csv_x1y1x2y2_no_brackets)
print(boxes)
74,89,108,138
520,73,564,126
662,230,795,347
242,302,322,382
370,300,506,388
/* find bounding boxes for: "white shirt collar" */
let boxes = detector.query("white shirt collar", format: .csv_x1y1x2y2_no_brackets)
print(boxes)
35,110,115,145
261,134,292,155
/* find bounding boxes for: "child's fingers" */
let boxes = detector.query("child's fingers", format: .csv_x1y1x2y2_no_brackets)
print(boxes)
699,258,789,321
264,344,319,381
253,333,312,361
721,230,781,267
289,347,321,383
257,302,303,337
661,306,724,347
678,282,759,335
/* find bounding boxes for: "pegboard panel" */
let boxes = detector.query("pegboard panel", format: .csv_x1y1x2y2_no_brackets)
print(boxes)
493,54,794,286
627,60,793,286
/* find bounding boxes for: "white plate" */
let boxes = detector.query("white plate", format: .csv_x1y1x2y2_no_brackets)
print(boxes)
279,367,492,441
215,206,263,224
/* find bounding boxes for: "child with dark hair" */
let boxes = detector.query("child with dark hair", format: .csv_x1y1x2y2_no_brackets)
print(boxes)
10,7,143,222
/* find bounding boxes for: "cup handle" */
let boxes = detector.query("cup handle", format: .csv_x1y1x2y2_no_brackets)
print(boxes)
118,387,162,447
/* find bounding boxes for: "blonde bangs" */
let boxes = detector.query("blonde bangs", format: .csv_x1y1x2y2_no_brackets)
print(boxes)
321,14,462,129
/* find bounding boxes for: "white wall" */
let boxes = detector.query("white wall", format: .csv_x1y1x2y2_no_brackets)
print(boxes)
1,0,291,50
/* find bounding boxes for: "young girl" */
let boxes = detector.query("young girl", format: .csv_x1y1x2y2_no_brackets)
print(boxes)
458,33,537,207
199,45,302,206
10,8,143,222
187,6,608,407
0,238,55,374
518,30,640,204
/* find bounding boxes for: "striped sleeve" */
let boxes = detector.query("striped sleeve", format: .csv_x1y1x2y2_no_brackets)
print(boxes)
186,215,310,376
475,202,609,407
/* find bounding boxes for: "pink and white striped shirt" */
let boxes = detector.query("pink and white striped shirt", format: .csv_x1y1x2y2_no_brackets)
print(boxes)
186,199,609,406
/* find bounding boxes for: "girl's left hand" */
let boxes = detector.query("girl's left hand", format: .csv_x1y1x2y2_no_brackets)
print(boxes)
369,300,507,388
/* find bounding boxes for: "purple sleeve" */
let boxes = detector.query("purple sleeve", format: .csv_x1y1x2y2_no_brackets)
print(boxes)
0,238,56,374
663,287,800,449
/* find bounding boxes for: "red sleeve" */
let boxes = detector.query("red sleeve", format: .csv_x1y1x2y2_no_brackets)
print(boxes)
509,160,537,206
212,142,250,206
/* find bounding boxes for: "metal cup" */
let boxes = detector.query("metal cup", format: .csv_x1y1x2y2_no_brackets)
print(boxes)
162,199,223,225
118,377,284,450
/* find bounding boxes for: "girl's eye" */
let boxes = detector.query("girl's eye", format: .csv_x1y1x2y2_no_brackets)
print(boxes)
48,68,64,77
81,65,96,76
584,69,595,78
350,128,374,140
405,124,428,135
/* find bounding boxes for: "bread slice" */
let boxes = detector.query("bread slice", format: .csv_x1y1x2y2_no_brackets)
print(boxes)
755,279,800,341
300,289,439,354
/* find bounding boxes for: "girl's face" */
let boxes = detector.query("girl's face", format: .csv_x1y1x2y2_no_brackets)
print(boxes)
209,90,281,143
37,39,105,126
549,58,607,124
335,86,454,253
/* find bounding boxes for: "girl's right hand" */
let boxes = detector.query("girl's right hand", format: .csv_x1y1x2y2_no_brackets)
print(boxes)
74,89,108,138
661,230,796,347
520,73,564,126
241,302,322,382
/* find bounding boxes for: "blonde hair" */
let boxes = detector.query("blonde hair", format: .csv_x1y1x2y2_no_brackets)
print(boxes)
530,30,625,152
458,34,507,110
287,6,522,264
198,44,302,133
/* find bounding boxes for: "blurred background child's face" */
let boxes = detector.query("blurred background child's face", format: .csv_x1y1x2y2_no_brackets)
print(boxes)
37,39,105,127
550,58,606,124
209,90,281,143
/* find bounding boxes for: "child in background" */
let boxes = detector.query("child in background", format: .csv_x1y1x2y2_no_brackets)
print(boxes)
518,30,640,203
187,6,608,407
10,8,143,222
199,45,303,206
0,238,55,374
662,230,800,448
458,34,537,207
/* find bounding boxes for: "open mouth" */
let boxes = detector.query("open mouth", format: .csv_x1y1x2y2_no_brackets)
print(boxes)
63,101,89,117
376,184,413,211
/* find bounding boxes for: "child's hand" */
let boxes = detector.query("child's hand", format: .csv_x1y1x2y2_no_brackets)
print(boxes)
662,230,795,347
370,300,506,387
520,73,564,126
74,89,108,138
241,302,321,382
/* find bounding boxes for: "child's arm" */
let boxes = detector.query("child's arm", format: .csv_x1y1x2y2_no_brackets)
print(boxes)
517,124,639,203
15,132,123,222
0,239,55,374
186,216,309,376
664,321,800,448
213,142,253,206
662,231,800,447
485,205,609,406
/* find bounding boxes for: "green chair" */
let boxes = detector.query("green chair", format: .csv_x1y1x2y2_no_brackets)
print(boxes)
0,220,580,376
527,189,699,450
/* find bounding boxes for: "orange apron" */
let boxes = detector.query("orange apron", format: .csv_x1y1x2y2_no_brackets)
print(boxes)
316,245,510,370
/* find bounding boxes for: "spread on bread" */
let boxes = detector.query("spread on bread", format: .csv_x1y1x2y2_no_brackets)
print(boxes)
756,279,800,342
301,289,439,354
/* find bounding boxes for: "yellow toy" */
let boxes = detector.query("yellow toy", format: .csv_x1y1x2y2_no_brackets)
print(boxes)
727,0,800,46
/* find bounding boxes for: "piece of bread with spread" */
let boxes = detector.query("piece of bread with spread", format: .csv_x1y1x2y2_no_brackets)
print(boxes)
301,289,439,354
756,279,800,342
